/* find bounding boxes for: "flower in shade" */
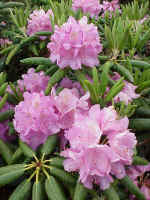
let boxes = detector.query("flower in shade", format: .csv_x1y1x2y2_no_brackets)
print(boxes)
72,0,101,19
0,99,14,142
47,16,102,70
13,92,60,150
27,9,53,40
112,73,140,104
17,68,49,93
101,0,121,17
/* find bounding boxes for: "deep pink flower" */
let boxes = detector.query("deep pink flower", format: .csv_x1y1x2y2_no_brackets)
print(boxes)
47,16,102,70
13,92,60,149
17,68,49,93
72,0,101,19
27,9,53,39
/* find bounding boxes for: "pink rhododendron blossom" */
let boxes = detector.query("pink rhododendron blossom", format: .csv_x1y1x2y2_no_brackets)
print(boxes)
72,0,101,19
27,9,53,40
17,68,49,93
47,16,102,69
109,131,137,165
112,73,140,104
13,92,60,150
101,0,121,17
0,99,14,142
53,88,89,129
65,118,101,149
61,103,136,190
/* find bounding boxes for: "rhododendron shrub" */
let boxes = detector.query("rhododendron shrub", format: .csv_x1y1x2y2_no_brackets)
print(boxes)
1,0,150,199
47,16,102,69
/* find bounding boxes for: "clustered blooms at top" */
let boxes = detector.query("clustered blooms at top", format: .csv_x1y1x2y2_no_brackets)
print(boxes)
27,9,53,40
127,164,150,199
72,0,101,19
61,104,137,190
47,16,102,70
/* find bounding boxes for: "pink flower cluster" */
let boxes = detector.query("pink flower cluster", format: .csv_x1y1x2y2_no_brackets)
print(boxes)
0,99,14,142
27,9,53,40
13,88,89,150
61,104,137,190
47,16,102,70
112,73,140,104
72,0,101,19
127,164,150,200
17,68,49,93
101,0,121,17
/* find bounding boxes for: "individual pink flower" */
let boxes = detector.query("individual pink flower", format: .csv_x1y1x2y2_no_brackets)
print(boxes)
61,145,119,189
0,99,15,142
101,0,121,17
0,38,12,47
13,92,60,150
89,104,129,136
47,16,102,70
72,0,101,19
109,130,137,165
53,88,89,129
65,117,101,149
27,9,53,40
112,73,140,104
17,68,49,93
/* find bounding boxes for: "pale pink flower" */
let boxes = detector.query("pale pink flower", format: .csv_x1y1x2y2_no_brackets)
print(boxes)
13,92,60,150
112,73,140,104
17,68,49,93
0,38,12,47
72,0,101,19
109,130,137,165
65,117,101,149
27,9,53,40
47,16,102,70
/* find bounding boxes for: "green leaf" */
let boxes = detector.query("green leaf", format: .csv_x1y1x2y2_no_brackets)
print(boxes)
0,83,8,96
19,140,36,158
50,157,64,168
0,93,8,110
32,181,44,200
121,176,146,200
129,118,150,132
136,80,150,93
73,181,88,200
0,110,14,122
9,179,31,200
129,60,150,70
50,167,76,186
45,177,67,200
113,63,134,82
132,156,149,165
103,185,120,200
20,57,52,66
0,139,13,164
0,167,25,187
45,69,65,95
10,148,23,164
0,164,25,175
40,134,58,155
